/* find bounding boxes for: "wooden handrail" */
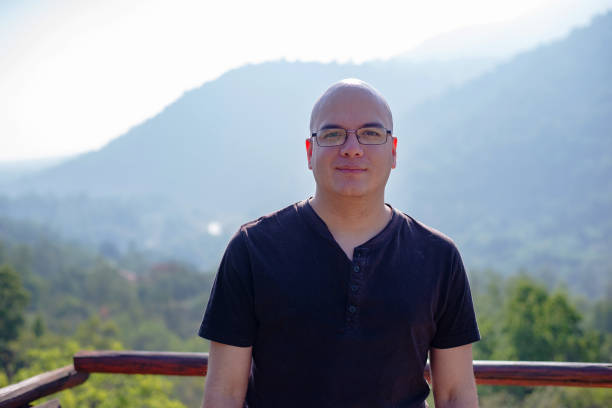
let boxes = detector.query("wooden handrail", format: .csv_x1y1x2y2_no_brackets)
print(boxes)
74,350,612,388
74,350,208,376
426,360,612,388
1,351,610,408
0,365,88,408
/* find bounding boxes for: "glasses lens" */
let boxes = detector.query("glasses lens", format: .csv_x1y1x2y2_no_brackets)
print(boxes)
317,129,346,146
357,127,388,144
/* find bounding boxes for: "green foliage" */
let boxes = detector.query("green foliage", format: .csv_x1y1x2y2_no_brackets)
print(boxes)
0,264,29,344
477,385,612,408
0,263,30,380
11,319,187,408
0,234,210,406
32,314,45,338
591,282,612,333
470,269,505,360
472,271,608,363
499,275,604,362
501,277,549,360
470,271,612,407
0,222,609,407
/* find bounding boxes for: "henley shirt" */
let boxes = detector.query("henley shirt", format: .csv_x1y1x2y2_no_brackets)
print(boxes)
199,199,480,408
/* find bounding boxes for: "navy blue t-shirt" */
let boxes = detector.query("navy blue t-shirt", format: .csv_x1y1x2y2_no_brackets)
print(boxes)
199,200,479,407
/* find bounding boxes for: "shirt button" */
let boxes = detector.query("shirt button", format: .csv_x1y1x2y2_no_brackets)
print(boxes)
351,284,358,292
353,265,360,272
348,305,356,313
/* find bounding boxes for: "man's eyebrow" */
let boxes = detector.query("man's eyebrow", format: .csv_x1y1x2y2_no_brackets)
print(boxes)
318,122,386,130
361,122,385,128
318,123,343,130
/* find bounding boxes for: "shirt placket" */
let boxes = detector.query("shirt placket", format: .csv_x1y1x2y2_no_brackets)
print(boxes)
345,247,368,331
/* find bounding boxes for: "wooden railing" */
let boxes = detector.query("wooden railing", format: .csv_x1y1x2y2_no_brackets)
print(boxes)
1,351,611,408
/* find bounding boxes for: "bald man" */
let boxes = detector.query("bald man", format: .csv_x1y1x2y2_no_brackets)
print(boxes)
199,79,480,408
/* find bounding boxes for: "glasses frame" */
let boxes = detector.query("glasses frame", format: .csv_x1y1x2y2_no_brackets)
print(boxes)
311,127,392,147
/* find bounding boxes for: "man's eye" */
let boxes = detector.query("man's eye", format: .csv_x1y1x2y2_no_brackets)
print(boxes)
361,128,384,137
322,131,342,139
358,128,387,142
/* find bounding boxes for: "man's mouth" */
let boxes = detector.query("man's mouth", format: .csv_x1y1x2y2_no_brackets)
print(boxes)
336,166,367,173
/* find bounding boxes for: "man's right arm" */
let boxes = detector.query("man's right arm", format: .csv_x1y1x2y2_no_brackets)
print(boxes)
202,341,252,408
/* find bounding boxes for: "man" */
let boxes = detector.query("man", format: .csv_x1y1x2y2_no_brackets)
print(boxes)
199,79,480,407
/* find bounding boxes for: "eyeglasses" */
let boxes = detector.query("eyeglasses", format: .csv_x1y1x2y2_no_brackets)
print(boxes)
311,127,392,147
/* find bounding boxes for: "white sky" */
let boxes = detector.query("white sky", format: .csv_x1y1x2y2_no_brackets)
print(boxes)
0,0,610,161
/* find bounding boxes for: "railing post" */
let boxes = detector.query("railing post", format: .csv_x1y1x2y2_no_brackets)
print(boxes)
0,365,88,408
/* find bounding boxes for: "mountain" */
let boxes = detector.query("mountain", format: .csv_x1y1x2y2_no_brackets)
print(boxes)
391,11,612,293
5,57,498,217
0,155,72,184
2,12,611,296
1,55,499,269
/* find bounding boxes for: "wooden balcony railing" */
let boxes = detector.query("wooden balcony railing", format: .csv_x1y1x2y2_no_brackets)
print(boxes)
1,350,611,408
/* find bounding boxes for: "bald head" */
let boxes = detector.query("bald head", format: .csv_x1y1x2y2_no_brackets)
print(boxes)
309,79,393,134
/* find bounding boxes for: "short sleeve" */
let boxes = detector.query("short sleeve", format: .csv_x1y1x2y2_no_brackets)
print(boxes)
430,246,480,349
198,230,257,347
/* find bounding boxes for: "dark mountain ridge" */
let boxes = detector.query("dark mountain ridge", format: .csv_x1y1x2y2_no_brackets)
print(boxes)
389,12,612,292
6,57,498,217
1,11,611,296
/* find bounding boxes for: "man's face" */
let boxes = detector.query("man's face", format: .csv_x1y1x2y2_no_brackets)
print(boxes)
307,86,396,199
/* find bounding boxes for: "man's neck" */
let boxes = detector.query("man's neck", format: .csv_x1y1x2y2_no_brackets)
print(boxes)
309,191,392,259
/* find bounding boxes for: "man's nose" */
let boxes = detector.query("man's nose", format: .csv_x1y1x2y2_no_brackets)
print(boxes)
340,130,364,157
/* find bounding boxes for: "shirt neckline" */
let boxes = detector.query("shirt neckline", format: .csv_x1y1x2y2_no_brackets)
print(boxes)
298,198,402,253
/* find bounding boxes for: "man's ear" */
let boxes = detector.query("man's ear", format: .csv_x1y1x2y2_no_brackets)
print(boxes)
306,139,313,169
391,137,397,169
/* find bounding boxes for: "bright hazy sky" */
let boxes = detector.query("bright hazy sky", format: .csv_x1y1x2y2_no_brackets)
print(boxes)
1,0,611,161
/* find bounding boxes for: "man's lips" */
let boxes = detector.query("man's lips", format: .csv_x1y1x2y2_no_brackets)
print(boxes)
335,166,367,173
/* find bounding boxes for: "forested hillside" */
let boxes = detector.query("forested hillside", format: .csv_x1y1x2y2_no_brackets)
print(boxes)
1,13,610,298
0,217,211,406
1,3,611,408
0,218,609,407
393,11,612,295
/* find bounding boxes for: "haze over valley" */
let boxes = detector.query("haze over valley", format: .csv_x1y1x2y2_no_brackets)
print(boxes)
1,11,611,298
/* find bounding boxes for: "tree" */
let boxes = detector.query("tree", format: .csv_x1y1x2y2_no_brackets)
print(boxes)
476,273,611,407
11,320,187,408
0,264,29,344
32,315,45,338
500,275,604,362
0,263,30,379
501,276,550,361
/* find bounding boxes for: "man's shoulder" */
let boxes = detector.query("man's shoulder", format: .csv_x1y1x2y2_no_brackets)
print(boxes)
222,201,307,260
237,200,307,238
393,207,459,255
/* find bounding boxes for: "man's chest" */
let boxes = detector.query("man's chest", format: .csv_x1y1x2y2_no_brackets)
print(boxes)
249,243,439,344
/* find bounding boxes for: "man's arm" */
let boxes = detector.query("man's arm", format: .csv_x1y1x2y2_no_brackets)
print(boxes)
429,343,478,408
202,341,252,408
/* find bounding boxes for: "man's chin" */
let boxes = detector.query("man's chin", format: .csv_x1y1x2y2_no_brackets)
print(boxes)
332,186,370,198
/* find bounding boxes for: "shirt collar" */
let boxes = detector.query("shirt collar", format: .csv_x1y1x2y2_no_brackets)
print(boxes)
297,198,402,252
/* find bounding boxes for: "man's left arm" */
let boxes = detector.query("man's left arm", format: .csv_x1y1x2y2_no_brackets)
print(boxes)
429,343,478,408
